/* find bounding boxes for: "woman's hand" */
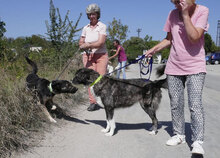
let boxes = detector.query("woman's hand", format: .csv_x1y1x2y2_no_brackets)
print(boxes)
144,33,172,58
111,49,117,52
144,49,155,58
79,43,90,49
179,0,191,16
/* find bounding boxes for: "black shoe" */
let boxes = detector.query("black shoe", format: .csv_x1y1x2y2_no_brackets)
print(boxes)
87,103,101,111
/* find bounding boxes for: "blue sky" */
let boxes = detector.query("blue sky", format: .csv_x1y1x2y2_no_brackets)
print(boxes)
0,0,219,43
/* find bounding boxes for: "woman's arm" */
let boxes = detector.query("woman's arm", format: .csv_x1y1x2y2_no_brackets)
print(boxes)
145,32,172,57
109,47,120,60
182,15,205,44
79,36,85,47
80,34,106,49
180,1,205,43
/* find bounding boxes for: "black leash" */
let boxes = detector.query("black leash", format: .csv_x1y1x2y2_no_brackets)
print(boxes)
56,48,81,80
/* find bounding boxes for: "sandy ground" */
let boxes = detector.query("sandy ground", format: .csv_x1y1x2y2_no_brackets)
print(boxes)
13,64,220,158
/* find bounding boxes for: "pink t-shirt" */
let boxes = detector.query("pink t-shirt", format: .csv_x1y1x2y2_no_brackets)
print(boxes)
117,45,127,62
81,21,107,54
164,5,209,75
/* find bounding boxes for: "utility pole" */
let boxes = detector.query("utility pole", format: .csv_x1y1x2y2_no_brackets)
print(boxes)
137,28,141,38
216,20,220,47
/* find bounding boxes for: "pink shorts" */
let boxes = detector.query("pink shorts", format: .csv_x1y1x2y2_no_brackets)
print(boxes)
82,53,108,104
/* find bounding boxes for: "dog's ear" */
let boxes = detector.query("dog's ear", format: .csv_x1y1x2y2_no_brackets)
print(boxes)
156,65,166,78
73,68,98,85
82,68,94,74
153,78,167,89
73,68,92,84
51,80,62,92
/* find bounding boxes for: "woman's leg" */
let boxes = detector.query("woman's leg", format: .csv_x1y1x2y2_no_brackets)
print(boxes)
86,53,108,110
95,53,108,75
116,62,122,78
121,61,127,79
82,53,97,106
186,73,205,142
167,75,186,136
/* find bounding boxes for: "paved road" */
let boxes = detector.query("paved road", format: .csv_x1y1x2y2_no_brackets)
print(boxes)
15,64,220,158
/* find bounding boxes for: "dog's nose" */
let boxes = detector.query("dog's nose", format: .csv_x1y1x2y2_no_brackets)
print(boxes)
72,87,78,93
72,78,78,84
71,79,75,83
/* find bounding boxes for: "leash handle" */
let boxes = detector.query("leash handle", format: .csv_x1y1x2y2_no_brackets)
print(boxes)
139,57,153,81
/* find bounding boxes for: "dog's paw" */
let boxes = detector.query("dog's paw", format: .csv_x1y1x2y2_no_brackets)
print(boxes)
101,128,110,133
50,118,57,123
149,130,157,135
51,105,57,110
105,132,114,137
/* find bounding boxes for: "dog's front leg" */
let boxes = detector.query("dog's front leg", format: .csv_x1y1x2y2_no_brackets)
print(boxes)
37,102,57,123
105,119,115,136
103,108,116,136
101,120,110,133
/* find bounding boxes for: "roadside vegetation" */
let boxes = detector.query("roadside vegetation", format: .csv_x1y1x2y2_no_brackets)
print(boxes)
0,0,219,157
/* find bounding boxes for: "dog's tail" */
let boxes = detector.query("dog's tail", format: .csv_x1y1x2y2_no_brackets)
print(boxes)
156,65,166,78
25,56,38,74
153,78,167,89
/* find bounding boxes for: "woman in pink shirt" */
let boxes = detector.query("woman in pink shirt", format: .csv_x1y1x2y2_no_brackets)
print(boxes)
145,0,209,155
79,4,108,111
109,39,127,79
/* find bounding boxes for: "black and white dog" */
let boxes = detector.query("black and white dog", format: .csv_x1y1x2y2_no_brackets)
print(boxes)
72,68,167,136
25,57,78,123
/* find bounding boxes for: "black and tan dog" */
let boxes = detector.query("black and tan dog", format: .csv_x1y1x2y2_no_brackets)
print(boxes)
72,67,167,136
25,57,78,123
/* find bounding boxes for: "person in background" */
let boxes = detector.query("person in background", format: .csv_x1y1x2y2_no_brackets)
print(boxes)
109,39,127,79
145,0,209,155
79,3,108,111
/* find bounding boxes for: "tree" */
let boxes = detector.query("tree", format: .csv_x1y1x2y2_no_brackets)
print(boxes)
45,0,82,66
0,19,7,59
0,19,6,38
204,33,213,53
204,33,219,53
107,18,128,43
123,37,145,60
28,35,49,48
144,35,152,43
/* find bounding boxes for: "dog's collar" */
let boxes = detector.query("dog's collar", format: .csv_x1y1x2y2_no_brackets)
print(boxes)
90,75,103,87
48,82,54,93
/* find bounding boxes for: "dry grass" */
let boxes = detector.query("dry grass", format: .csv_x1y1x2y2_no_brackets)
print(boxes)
0,76,45,157
0,53,87,157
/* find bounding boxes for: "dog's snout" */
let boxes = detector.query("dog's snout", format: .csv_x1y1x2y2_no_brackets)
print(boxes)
74,87,78,92
71,86,78,93
72,77,78,84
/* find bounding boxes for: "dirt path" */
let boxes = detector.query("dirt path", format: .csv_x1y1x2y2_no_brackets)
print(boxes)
14,64,220,158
